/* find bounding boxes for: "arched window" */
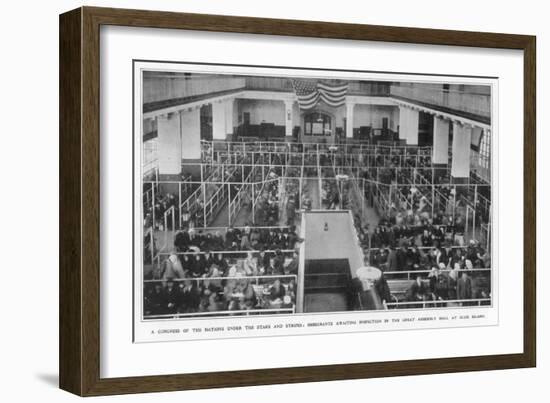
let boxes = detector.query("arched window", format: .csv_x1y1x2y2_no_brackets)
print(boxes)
478,130,491,170
304,112,332,136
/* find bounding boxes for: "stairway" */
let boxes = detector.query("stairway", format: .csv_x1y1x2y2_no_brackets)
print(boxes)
303,258,353,312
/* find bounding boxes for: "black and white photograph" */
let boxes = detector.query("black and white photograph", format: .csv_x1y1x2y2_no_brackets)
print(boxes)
135,62,495,341
0,0,543,399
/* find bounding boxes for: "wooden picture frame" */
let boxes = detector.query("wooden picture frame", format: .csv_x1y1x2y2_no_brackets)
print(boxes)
59,6,536,396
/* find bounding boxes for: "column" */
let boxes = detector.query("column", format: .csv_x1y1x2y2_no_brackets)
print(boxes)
398,106,407,141
346,102,355,138
451,121,472,179
157,113,182,176
407,109,419,145
433,116,450,164
406,107,419,145
224,99,236,138
398,106,419,145
212,100,227,140
180,108,201,160
284,100,294,137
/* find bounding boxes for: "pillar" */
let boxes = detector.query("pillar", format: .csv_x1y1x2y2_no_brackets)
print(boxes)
433,116,450,164
180,108,201,177
284,100,294,137
451,121,472,179
212,100,227,140
157,113,182,176
398,106,406,141
180,108,201,160
399,106,419,145
346,102,355,138
224,99,236,138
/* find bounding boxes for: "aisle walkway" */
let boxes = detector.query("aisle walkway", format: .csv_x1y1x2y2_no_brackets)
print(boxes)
363,206,380,233
303,177,320,209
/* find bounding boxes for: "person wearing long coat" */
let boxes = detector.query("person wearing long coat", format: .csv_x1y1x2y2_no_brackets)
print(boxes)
457,271,473,303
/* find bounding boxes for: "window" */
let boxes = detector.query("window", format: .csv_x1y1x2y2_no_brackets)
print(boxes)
304,112,332,136
478,130,491,169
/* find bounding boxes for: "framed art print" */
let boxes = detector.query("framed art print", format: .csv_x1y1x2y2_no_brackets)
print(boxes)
59,6,536,396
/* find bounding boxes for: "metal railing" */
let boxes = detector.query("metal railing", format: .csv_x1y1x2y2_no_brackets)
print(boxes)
385,298,491,308
143,274,298,319
145,307,295,319
390,85,491,118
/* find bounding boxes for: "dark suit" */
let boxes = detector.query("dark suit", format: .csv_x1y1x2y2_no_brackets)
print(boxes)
457,276,472,300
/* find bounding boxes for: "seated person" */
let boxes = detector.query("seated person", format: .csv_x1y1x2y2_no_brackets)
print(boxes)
243,251,258,276
405,275,429,302
161,252,186,280
267,279,286,303
189,253,206,277
285,251,299,275
235,279,258,310
180,279,201,313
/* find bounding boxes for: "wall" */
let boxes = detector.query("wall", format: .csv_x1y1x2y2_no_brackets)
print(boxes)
238,99,285,125
354,104,398,129
143,74,245,104
2,1,547,403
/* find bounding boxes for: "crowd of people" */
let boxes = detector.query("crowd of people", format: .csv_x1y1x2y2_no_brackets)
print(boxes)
144,276,297,317
144,219,303,317
253,174,281,226
170,225,302,254
143,141,492,313
367,224,491,308
374,266,488,309
368,237,489,272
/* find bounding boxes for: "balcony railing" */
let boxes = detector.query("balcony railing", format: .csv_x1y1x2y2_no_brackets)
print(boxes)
244,77,391,96
390,85,491,118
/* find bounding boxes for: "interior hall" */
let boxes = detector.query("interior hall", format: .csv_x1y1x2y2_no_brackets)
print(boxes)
141,71,492,318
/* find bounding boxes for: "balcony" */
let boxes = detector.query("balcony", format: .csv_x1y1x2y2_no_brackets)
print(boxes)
390,83,491,122
244,77,391,96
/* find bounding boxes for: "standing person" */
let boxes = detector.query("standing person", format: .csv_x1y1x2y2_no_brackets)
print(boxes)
374,273,392,308
429,265,449,305
457,271,473,305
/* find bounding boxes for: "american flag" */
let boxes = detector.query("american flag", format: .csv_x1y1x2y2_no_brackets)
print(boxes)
292,79,349,109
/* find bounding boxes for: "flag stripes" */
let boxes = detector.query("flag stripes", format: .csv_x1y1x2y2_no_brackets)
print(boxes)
292,80,348,109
